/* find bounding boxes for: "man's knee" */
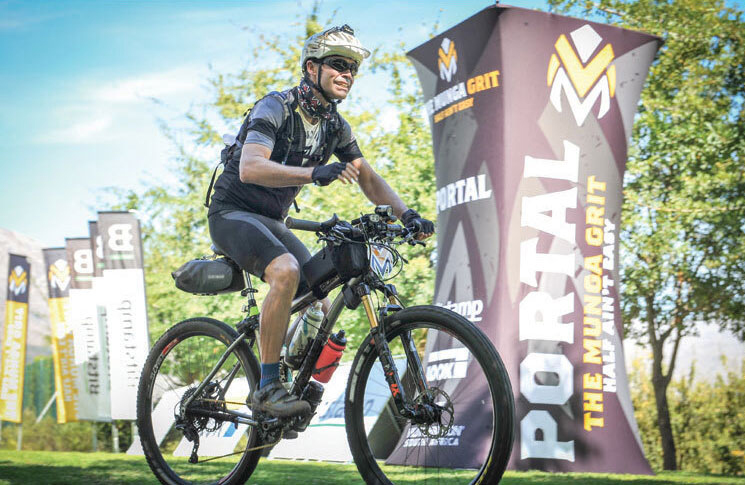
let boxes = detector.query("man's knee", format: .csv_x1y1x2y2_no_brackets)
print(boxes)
264,253,300,289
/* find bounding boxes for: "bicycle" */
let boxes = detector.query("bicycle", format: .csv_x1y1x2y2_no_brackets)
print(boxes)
136,205,515,485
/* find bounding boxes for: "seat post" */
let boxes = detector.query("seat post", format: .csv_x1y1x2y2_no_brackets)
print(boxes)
241,271,259,316
236,271,261,347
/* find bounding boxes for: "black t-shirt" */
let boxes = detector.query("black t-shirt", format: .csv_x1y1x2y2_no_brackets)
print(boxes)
209,90,364,220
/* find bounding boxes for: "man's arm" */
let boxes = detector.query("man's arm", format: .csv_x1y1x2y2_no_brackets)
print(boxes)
354,157,434,239
354,157,409,218
240,143,361,187
239,144,313,187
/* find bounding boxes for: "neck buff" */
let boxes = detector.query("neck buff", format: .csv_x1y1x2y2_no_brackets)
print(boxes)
297,77,337,121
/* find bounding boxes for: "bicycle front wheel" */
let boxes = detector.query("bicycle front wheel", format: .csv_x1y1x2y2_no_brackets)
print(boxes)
345,306,515,484
136,317,262,485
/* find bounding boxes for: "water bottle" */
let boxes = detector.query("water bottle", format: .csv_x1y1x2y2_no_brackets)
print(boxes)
279,345,293,391
312,329,347,383
286,302,323,369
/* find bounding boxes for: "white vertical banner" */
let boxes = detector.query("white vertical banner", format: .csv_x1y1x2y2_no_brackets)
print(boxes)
88,222,112,421
66,237,111,421
98,211,149,420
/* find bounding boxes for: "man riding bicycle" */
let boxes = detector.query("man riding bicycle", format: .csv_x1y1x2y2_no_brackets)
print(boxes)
207,25,434,419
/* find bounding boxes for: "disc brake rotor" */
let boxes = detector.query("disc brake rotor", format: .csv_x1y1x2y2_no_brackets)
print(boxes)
414,387,454,439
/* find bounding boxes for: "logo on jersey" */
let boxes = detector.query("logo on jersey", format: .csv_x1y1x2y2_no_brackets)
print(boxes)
547,24,616,126
8,266,28,296
438,38,458,82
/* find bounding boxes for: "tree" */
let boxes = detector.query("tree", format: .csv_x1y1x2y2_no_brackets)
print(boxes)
114,6,437,353
629,357,745,474
548,0,745,470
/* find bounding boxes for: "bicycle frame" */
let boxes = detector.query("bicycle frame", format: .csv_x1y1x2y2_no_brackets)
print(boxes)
181,268,433,430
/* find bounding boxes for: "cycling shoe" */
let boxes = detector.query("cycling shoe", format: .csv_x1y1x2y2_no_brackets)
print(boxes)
250,380,311,418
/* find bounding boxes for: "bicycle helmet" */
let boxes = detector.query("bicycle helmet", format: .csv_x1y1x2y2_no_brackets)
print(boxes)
301,25,370,103
301,24,370,72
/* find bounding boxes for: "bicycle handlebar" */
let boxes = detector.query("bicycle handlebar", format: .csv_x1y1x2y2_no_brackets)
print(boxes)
285,210,424,245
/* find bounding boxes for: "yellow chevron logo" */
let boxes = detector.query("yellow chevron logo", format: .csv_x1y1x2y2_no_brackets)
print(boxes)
8,266,27,296
48,259,71,292
547,26,616,98
438,38,458,82
547,25,616,125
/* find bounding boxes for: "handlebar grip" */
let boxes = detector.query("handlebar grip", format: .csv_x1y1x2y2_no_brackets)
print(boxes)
406,220,423,234
285,217,323,232
285,214,339,232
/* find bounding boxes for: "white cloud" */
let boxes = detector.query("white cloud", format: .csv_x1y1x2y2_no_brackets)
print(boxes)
46,115,112,144
93,66,207,104
0,3,62,31
43,64,211,145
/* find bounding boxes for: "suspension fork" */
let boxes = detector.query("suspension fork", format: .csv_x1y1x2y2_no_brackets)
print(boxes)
360,283,418,418
380,283,430,395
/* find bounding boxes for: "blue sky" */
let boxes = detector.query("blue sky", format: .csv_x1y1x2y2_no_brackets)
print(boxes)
3,0,528,247
1,0,741,248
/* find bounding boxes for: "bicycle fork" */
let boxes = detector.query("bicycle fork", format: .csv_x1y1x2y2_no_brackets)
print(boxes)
360,283,430,420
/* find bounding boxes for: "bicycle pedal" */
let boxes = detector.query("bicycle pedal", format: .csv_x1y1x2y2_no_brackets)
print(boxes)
254,412,281,429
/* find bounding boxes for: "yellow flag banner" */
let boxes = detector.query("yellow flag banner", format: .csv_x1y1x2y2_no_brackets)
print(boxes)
43,248,79,423
0,254,31,423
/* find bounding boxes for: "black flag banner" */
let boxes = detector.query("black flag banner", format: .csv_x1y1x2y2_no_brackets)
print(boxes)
43,248,79,423
403,5,660,473
0,254,31,423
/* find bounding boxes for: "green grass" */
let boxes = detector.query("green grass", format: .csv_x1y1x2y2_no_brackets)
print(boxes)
0,450,743,484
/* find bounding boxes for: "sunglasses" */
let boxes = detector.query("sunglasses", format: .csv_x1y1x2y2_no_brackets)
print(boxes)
322,57,359,76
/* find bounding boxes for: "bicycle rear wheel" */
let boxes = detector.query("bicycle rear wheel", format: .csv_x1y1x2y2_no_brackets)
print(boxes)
136,317,262,485
345,306,515,484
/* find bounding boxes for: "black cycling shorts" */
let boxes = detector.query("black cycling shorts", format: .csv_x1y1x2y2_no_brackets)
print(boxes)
208,209,312,280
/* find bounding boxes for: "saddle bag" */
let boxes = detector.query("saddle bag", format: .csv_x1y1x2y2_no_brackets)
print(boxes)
172,257,245,295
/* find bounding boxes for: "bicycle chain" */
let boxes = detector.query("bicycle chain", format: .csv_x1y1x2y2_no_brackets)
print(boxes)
201,398,247,407
186,398,280,464
195,431,283,463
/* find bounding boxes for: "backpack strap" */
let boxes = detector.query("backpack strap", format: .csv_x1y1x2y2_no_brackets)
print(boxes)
204,159,224,208
204,106,254,208
204,90,306,211
281,90,303,213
